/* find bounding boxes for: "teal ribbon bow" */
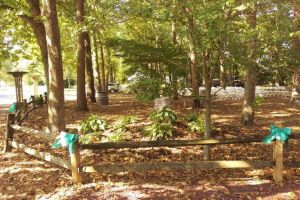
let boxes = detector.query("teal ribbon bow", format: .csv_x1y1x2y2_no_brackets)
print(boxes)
52,132,78,154
262,125,292,144
8,103,16,113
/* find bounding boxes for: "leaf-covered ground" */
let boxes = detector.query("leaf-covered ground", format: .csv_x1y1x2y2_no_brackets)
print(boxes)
0,93,300,199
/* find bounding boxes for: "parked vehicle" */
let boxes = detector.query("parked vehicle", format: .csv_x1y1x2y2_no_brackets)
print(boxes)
108,83,120,93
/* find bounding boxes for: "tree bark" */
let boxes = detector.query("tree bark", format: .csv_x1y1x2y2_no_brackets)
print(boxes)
84,32,96,102
292,3,300,99
92,32,102,92
241,5,257,127
202,51,215,161
106,48,114,83
171,16,179,100
100,43,107,92
16,0,49,96
76,0,88,110
41,0,65,134
186,14,199,96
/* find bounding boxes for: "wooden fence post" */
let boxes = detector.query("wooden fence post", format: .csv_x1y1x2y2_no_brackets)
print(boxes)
273,141,283,183
31,96,36,108
3,113,15,153
44,92,48,104
23,99,27,117
70,141,82,184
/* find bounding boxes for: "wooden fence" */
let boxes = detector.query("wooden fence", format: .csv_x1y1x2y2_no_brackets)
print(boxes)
3,111,300,184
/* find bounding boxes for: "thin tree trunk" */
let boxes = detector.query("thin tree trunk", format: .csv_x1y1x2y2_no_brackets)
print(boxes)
92,32,102,92
106,48,114,83
220,62,226,88
292,3,300,99
186,14,199,96
171,17,179,100
202,51,215,161
241,5,257,127
41,0,65,134
76,0,87,110
100,43,107,92
84,32,96,102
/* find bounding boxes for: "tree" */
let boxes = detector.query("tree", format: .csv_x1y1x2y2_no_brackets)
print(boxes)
84,31,96,102
241,2,258,127
1,0,49,94
41,0,65,134
76,0,88,110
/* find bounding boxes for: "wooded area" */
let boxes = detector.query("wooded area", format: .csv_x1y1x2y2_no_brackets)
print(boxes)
0,0,300,199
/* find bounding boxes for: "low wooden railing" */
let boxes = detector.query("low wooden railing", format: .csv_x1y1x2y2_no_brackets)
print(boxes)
3,112,300,184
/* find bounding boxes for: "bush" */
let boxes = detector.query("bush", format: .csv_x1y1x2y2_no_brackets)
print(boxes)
143,122,173,140
188,117,206,133
186,114,216,133
79,132,102,144
149,107,177,124
144,107,177,140
108,131,125,142
252,96,264,109
184,112,198,122
80,115,108,134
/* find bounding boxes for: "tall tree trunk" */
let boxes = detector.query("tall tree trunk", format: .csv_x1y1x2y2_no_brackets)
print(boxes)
186,14,199,96
41,0,65,134
202,51,215,160
92,32,102,92
241,5,257,127
292,3,300,99
76,0,87,110
220,62,226,88
106,48,114,83
84,32,96,102
100,43,107,92
171,16,179,100
17,0,49,96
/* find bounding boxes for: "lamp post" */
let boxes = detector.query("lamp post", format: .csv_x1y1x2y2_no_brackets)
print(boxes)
7,71,27,104
32,74,40,96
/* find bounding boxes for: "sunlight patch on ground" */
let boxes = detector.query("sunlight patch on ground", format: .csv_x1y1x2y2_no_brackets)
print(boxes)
0,166,59,174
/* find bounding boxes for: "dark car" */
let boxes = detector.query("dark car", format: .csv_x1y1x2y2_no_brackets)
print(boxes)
212,79,220,87
232,80,244,87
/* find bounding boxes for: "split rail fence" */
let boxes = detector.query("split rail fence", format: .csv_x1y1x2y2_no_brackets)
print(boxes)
3,102,300,184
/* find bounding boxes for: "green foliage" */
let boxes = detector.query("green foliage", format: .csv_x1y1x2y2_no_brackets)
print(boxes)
79,132,102,144
143,122,173,140
144,107,177,140
108,130,125,142
184,113,198,123
108,115,139,142
252,96,264,109
188,118,206,133
79,115,107,134
129,77,173,103
186,114,216,134
149,107,177,124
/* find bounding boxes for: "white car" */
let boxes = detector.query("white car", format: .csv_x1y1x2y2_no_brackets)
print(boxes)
108,83,120,93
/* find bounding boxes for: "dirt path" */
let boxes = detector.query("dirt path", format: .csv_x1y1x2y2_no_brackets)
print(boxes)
0,94,299,199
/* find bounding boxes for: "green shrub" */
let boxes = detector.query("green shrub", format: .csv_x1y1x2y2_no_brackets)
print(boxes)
144,107,176,140
143,122,173,140
184,113,198,122
252,96,264,109
108,130,125,142
79,132,102,144
187,115,216,133
80,115,108,134
149,107,177,124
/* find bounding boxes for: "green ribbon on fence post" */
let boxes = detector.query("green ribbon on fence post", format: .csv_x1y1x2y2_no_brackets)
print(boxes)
8,103,16,113
262,125,292,144
51,132,78,154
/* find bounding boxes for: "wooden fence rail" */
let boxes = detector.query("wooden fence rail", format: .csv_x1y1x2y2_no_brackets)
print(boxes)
3,111,300,184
